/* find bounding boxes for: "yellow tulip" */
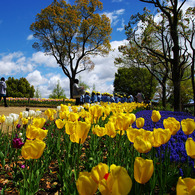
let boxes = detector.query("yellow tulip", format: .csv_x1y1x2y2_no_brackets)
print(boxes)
115,113,133,131
49,115,55,121
65,121,77,135
134,136,152,153
176,177,195,195
32,117,46,129
128,113,136,125
22,118,29,125
126,127,144,143
26,125,48,140
181,118,195,135
76,172,98,195
70,121,91,144
185,138,195,159
105,121,116,138
134,157,154,184
0,114,6,123
60,104,69,112
98,164,132,195
92,125,106,137
136,117,145,128
21,139,46,159
55,119,65,129
163,117,180,135
59,111,69,120
89,105,104,121
91,163,109,183
69,112,79,122
44,108,56,118
151,110,161,123
153,128,171,145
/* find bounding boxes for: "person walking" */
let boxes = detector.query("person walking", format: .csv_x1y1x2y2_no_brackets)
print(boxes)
0,77,8,107
72,79,85,105
136,91,144,103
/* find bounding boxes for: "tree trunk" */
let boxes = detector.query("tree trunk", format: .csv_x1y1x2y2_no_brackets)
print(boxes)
70,77,74,99
162,77,167,109
173,78,181,111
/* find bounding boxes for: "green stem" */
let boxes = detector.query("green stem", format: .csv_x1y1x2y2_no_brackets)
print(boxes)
117,130,122,164
75,139,81,180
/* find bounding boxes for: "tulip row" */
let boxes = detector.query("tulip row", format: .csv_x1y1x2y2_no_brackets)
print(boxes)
0,101,195,194
3,97,75,107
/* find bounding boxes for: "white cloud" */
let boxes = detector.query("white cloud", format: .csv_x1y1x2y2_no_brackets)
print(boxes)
117,18,125,32
112,0,123,2
27,34,34,40
26,70,48,87
103,9,125,26
31,51,58,68
0,52,35,75
79,40,128,95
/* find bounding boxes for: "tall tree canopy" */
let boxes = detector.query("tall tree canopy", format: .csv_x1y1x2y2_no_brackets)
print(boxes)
30,0,112,98
125,0,192,111
114,67,157,99
6,77,35,98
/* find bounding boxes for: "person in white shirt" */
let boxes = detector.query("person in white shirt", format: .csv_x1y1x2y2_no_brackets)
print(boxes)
0,77,8,107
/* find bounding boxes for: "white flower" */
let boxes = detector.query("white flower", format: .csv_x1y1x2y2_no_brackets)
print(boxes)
68,106,72,112
35,110,42,117
22,111,29,118
5,116,14,126
9,113,19,122
57,106,61,112
29,110,36,117
18,133,23,137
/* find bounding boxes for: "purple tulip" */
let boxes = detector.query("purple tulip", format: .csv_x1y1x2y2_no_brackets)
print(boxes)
16,124,21,129
12,137,24,149
19,164,25,169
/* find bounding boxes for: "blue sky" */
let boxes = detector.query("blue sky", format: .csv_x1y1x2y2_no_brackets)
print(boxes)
0,0,194,98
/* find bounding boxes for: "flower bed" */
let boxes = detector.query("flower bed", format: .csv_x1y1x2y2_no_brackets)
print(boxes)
0,102,195,194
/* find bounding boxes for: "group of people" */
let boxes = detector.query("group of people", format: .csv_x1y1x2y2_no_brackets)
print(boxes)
72,78,145,105
0,77,8,107
1,77,145,107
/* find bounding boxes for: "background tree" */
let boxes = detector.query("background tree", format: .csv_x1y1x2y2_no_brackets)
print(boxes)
125,0,190,111
180,7,195,114
34,86,42,98
6,77,35,98
30,0,112,98
49,80,66,99
114,67,157,99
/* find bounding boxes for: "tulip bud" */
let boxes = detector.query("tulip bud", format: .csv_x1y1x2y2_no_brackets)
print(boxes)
134,157,154,184
151,110,161,123
136,117,145,128
185,137,195,159
181,118,195,135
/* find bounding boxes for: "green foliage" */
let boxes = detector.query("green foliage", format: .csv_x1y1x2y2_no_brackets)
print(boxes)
49,80,66,99
6,77,35,98
114,67,158,99
34,86,42,98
